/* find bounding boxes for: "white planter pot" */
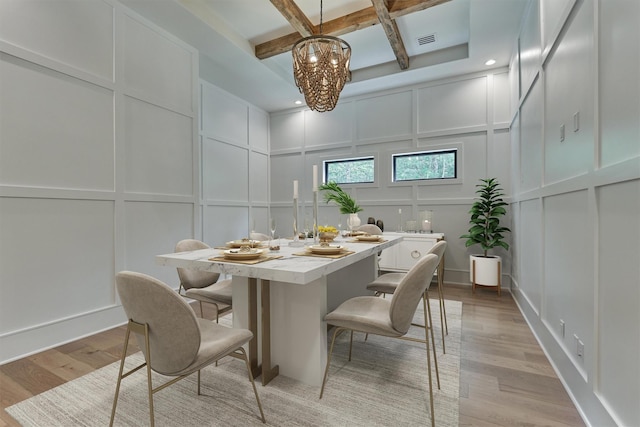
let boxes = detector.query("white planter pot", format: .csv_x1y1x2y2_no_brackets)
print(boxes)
470,255,502,295
347,213,361,229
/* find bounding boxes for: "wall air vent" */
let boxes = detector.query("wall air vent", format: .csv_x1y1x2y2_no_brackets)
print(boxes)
417,33,436,46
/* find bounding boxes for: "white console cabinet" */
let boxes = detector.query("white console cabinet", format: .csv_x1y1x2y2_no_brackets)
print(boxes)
379,232,445,273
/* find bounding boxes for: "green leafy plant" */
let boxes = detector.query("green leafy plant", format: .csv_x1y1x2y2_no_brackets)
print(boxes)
460,178,510,257
318,182,363,214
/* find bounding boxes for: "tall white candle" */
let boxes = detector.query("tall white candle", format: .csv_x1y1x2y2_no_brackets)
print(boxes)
293,180,298,198
312,165,318,191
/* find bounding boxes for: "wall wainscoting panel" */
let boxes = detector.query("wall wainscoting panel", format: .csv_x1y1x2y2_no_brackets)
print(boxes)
0,0,199,363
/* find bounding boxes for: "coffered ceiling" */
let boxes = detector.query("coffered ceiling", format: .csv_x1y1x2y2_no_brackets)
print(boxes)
120,0,528,112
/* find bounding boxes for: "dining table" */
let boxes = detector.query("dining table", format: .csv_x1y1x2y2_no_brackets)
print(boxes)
156,234,403,386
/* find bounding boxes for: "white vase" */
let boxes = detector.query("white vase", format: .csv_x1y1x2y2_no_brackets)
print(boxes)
347,213,361,230
470,254,502,294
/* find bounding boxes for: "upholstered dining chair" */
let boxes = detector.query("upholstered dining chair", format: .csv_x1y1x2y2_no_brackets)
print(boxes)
367,240,448,353
250,232,271,241
320,254,440,427
175,239,232,320
356,224,383,235
111,271,265,426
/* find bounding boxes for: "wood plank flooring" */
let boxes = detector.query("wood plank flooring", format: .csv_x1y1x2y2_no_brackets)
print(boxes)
0,284,585,426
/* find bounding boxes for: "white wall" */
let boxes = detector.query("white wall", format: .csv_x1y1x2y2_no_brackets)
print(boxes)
0,0,199,362
270,70,512,286
199,80,270,245
510,0,640,425
0,0,272,365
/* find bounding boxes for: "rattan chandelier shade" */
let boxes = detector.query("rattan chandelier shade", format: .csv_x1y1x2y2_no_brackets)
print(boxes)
292,35,351,112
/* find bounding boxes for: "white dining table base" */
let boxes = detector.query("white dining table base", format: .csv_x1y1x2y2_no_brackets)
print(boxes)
232,255,377,386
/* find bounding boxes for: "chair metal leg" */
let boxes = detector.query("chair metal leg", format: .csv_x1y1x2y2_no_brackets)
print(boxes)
109,322,133,427
438,281,447,353
424,291,440,389
320,327,346,399
348,330,354,361
239,347,266,423
142,324,155,427
422,296,436,427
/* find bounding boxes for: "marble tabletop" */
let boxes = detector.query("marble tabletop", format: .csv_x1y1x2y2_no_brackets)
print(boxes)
156,234,402,285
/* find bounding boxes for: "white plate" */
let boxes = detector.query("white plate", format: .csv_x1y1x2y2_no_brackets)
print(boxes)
223,249,263,260
307,245,344,255
226,240,262,248
356,235,381,242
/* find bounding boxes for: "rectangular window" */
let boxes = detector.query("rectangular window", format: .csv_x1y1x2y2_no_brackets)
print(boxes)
324,156,374,184
393,149,457,182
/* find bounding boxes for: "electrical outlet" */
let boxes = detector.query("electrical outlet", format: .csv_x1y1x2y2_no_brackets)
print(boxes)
560,320,565,338
574,334,584,358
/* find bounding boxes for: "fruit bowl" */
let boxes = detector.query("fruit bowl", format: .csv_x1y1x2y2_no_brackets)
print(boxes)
319,231,338,242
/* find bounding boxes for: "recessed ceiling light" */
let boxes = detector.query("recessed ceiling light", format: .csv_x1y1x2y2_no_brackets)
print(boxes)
485,59,496,66
294,100,302,105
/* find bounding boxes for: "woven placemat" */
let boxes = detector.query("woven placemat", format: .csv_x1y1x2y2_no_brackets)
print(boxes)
208,255,283,265
292,250,355,259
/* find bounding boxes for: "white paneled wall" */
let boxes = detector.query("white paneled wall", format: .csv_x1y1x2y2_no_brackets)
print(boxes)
270,70,512,286
199,81,270,244
510,0,640,425
597,180,640,427
0,0,198,362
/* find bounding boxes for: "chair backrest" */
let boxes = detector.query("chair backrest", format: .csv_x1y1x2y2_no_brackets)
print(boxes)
428,240,447,260
357,224,383,235
116,271,201,375
250,232,271,241
389,254,440,335
175,239,221,290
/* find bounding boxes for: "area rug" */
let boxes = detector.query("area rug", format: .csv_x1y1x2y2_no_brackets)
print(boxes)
7,299,461,426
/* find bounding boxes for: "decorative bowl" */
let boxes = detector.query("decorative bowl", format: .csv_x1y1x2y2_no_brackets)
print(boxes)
319,231,338,242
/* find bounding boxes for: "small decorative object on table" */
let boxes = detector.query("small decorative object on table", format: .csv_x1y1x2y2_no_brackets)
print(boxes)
318,225,338,242
318,182,363,236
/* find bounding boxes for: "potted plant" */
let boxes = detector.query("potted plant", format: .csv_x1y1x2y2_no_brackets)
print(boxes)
460,178,510,294
318,181,363,231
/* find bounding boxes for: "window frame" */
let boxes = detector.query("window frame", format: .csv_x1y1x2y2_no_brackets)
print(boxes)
322,155,377,186
391,148,459,183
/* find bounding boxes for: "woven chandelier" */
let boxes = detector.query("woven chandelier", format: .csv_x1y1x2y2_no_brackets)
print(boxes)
292,0,351,112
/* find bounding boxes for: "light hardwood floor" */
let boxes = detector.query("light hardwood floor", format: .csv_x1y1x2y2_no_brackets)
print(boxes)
0,284,585,426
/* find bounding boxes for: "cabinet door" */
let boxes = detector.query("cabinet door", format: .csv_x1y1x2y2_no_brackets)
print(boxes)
378,244,397,270
396,238,437,270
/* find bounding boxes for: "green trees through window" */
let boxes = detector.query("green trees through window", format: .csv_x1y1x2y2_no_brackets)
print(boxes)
393,150,457,182
323,149,457,185
325,157,374,184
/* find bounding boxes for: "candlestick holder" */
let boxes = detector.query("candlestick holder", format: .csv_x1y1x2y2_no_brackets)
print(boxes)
289,196,305,247
313,191,319,244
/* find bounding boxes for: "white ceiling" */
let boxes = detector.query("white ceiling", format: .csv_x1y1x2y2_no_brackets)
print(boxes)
120,0,528,113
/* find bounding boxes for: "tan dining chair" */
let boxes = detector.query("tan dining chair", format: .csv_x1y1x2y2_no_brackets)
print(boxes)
367,240,448,353
250,232,271,241
320,253,440,427
175,239,232,321
356,224,383,235
111,271,265,426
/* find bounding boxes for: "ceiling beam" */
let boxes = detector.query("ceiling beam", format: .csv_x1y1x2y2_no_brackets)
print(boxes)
268,0,315,37
371,0,409,70
256,0,450,60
